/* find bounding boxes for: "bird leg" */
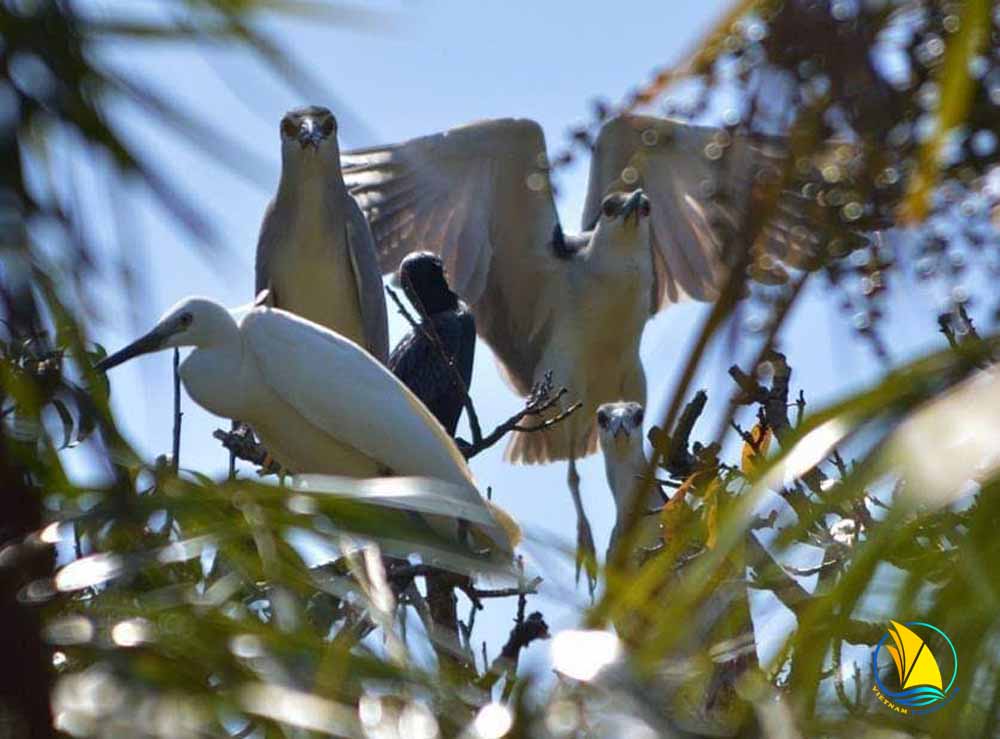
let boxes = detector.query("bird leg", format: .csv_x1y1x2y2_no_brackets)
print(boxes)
568,453,597,596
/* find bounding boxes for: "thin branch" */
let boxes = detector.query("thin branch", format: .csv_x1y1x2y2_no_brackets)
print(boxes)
458,372,581,459
463,576,542,603
171,348,182,473
648,389,709,478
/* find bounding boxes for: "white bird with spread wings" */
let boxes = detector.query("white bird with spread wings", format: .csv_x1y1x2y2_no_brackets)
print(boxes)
341,114,818,585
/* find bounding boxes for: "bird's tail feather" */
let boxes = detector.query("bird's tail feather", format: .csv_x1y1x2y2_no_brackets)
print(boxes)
503,421,598,464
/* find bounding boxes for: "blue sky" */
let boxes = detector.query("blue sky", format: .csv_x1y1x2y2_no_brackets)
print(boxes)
73,0,959,679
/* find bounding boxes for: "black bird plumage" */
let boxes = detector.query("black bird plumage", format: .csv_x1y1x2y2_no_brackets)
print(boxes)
389,252,476,437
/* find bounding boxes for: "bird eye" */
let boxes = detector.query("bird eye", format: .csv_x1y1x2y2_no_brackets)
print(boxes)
597,409,609,427
634,408,644,425
320,117,335,137
179,312,193,328
601,197,619,218
280,118,297,138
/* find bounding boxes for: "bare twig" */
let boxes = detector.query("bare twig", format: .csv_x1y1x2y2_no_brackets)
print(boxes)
458,372,581,459
171,348,182,473
227,420,237,480
478,604,549,695
463,576,542,603
648,389,708,478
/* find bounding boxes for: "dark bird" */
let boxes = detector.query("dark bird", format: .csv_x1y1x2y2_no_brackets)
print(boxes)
389,252,476,438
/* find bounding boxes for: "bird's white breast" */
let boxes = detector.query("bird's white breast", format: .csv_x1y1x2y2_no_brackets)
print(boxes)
561,242,650,393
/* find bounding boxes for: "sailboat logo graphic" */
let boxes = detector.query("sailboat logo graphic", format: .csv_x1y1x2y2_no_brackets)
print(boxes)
872,621,958,714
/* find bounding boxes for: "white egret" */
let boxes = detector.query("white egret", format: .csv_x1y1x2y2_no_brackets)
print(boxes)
96,296,515,561
256,106,389,363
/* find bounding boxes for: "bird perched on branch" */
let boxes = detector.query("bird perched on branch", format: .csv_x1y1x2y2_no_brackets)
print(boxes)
388,252,475,438
595,401,662,560
96,295,515,564
341,113,866,586
256,106,389,363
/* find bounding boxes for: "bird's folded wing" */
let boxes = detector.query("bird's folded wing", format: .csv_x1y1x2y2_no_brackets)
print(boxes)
342,119,562,394
344,197,390,363
254,200,280,296
242,308,475,489
388,310,475,433
583,114,877,308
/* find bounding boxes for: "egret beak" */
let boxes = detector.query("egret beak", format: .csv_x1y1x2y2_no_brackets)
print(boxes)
96,326,172,372
620,190,650,225
297,118,323,151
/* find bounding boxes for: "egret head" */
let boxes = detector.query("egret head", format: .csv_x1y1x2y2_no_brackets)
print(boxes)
279,106,339,162
597,401,645,455
96,297,237,372
396,252,459,315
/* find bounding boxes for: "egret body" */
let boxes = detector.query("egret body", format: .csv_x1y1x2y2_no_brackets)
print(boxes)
97,297,513,557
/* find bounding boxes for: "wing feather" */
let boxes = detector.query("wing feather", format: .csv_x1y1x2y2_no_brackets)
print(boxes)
584,114,889,309
343,119,562,393
344,197,390,363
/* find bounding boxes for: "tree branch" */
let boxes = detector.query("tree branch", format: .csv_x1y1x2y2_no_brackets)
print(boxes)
458,372,581,459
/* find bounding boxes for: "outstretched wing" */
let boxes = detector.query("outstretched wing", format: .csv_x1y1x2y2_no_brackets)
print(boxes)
342,119,562,394
583,114,846,308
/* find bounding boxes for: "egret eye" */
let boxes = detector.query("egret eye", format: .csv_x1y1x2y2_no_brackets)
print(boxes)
601,197,619,218
597,409,609,427
634,408,644,425
179,312,193,328
320,117,335,137
280,118,297,138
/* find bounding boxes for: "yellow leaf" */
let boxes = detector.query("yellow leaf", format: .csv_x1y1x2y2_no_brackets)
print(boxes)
661,473,697,540
740,423,772,474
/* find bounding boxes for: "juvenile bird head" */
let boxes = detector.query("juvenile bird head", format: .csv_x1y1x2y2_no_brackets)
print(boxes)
591,189,651,255
279,106,339,166
96,297,238,371
396,252,460,315
597,401,645,453
599,189,651,227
